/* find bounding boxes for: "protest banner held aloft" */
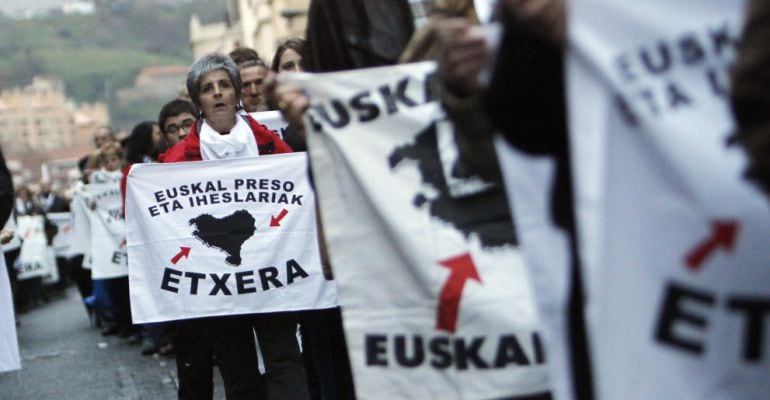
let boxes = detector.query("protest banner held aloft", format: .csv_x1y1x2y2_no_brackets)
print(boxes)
125,152,337,323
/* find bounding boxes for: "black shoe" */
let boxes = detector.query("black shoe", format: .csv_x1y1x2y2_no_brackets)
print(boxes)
127,333,142,345
101,326,119,336
158,343,175,356
141,342,159,355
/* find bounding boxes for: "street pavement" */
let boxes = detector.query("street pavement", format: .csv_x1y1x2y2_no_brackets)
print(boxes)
0,286,226,399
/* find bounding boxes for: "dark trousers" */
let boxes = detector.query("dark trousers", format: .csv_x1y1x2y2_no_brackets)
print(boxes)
301,308,356,400
53,256,69,291
253,312,311,400
67,255,92,312
93,276,134,333
16,276,42,311
4,249,19,311
175,316,264,400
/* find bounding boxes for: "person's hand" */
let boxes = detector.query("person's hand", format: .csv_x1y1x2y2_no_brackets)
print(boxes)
264,72,310,130
0,229,14,244
435,19,490,97
502,0,566,45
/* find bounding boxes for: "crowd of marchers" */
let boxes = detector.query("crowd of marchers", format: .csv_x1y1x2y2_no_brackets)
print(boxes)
2,0,770,399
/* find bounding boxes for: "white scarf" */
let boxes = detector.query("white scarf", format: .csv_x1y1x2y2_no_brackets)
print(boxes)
39,193,55,212
199,115,260,160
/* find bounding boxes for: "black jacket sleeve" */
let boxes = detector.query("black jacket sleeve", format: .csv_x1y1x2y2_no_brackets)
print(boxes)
0,147,14,228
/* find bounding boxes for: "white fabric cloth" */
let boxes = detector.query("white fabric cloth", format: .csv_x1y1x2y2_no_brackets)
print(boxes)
564,1,768,399
0,252,20,372
126,153,337,323
89,169,122,184
199,115,260,161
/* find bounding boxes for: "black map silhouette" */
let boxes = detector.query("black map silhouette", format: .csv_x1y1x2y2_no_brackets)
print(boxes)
189,209,256,266
388,122,517,248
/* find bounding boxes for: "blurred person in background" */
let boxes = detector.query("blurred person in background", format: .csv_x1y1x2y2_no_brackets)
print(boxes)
37,180,70,293
271,38,306,74
239,59,270,112
13,185,44,313
268,38,308,152
229,47,262,67
14,186,39,217
120,120,175,356
79,126,116,183
230,47,270,112
88,142,139,343
37,181,68,214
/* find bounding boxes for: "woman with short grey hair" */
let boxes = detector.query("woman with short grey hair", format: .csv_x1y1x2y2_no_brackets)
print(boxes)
186,53,242,111
161,53,297,399
162,53,292,162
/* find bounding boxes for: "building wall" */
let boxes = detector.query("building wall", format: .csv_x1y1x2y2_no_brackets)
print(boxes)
116,66,188,106
189,0,309,67
0,76,109,158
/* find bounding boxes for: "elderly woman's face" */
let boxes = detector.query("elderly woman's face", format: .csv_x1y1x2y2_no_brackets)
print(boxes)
199,69,238,132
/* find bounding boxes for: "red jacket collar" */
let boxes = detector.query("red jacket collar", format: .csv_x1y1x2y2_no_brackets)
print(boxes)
160,113,292,163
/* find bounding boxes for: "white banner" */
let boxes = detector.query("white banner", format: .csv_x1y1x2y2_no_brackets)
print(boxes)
287,62,549,399
566,1,770,398
16,215,55,281
495,138,575,400
250,110,288,139
0,252,20,372
125,153,337,323
82,181,127,279
47,212,73,257
69,188,91,267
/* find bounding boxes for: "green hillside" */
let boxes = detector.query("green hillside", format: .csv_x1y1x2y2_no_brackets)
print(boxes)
0,0,227,129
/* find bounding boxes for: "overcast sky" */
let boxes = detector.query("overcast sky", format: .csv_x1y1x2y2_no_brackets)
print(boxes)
0,0,63,16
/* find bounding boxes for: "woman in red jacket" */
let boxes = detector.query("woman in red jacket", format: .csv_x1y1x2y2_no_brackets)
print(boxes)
161,53,301,400
161,56,291,163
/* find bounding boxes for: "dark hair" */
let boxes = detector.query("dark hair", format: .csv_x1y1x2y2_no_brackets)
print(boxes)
124,121,155,164
229,47,262,67
186,53,242,108
239,59,268,70
271,38,306,72
151,136,171,161
158,99,198,133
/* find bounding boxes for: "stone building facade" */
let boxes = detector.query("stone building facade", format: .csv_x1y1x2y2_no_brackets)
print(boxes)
190,0,309,65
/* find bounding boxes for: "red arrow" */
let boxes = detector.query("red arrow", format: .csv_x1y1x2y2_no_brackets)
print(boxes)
436,253,482,333
270,209,289,227
684,220,739,271
171,246,191,265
